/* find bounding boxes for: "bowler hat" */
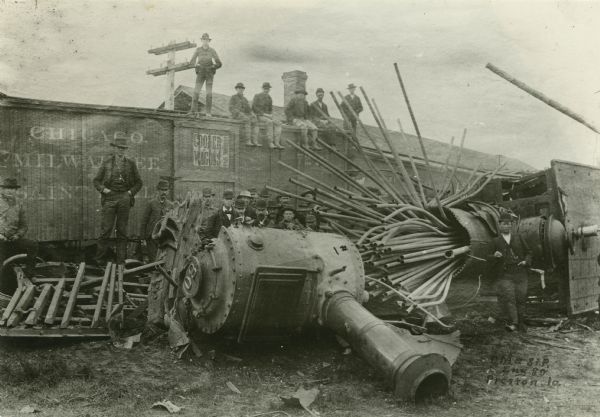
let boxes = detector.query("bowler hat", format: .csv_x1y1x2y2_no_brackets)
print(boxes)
202,187,214,197
110,137,129,148
0,178,20,189
316,88,324,94
267,198,278,209
259,187,270,198
201,33,211,40
255,199,267,209
223,189,234,199
238,190,252,198
347,83,357,89
499,211,514,222
294,89,307,95
262,82,272,89
156,179,170,191
235,82,245,89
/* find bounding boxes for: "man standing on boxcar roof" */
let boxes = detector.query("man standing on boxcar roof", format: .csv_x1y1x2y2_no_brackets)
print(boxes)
93,137,143,265
0,178,38,276
189,33,222,117
139,179,173,262
341,83,363,133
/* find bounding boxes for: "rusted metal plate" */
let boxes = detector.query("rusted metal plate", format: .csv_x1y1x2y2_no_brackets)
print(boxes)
551,160,600,314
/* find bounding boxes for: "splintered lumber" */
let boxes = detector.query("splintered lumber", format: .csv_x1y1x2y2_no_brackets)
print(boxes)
105,264,116,322
60,262,85,328
92,262,112,328
7,285,36,327
45,278,66,324
0,287,24,326
25,284,52,326
117,264,125,323
124,259,165,275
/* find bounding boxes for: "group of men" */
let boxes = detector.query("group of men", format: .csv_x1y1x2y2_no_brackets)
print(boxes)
187,33,364,149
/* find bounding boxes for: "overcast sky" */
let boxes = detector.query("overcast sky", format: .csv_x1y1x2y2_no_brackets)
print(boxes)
1,0,600,170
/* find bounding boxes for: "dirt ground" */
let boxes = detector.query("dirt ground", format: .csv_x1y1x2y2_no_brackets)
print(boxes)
1,303,599,417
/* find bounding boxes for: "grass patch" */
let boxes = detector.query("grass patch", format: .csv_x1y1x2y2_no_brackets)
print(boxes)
0,354,93,387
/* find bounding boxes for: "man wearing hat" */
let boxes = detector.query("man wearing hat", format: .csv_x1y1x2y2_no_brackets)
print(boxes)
247,187,258,209
229,83,260,147
189,33,222,116
195,187,217,236
341,83,363,133
93,137,143,264
0,178,38,275
232,197,256,227
252,82,283,149
204,189,235,239
276,207,304,231
139,179,173,262
487,211,532,332
284,89,322,150
236,190,257,219
254,198,272,228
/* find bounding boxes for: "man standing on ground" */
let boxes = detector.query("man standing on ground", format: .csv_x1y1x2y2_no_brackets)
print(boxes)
204,189,235,239
341,83,363,133
195,187,217,236
0,178,38,276
284,89,322,150
229,83,260,147
252,82,284,149
189,33,222,116
488,211,532,332
93,137,143,265
139,179,173,262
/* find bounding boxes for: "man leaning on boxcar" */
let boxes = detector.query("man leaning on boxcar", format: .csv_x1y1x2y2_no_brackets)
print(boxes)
93,137,143,265
0,178,38,276
139,179,172,262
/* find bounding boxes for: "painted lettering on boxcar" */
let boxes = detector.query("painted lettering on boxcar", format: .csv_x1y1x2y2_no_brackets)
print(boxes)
192,132,230,168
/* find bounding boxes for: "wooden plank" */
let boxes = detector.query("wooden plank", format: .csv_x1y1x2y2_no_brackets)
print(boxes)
0,287,25,326
7,285,37,327
60,262,85,328
105,264,116,322
117,264,124,323
45,278,66,324
0,327,109,338
91,262,112,328
24,284,52,326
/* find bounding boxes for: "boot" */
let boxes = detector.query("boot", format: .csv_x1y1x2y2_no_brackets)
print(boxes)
245,141,254,147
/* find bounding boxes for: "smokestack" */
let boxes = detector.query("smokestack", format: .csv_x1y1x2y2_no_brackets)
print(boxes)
281,70,308,106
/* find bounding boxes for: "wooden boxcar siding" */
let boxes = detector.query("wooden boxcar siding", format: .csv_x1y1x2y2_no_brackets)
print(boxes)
0,107,173,241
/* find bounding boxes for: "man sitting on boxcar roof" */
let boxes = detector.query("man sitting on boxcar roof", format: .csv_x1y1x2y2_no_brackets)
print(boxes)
229,82,260,147
93,137,143,265
0,177,38,276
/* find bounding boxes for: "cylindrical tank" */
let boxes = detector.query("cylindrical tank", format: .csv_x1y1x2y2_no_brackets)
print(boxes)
164,225,451,401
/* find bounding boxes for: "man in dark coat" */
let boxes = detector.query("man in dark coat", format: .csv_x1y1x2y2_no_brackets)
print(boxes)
310,88,333,130
0,177,38,275
254,198,273,228
139,179,173,262
204,189,235,239
341,83,363,133
284,89,322,150
229,82,259,147
189,33,222,116
93,137,143,264
487,211,532,332
252,82,283,149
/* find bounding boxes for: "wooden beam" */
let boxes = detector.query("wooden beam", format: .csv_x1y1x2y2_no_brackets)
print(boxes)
146,62,195,77
105,264,116,322
60,262,85,328
7,285,36,327
117,264,124,323
45,278,66,325
0,286,24,326
148,41,196,55
91,262,112,328
25,284,52,326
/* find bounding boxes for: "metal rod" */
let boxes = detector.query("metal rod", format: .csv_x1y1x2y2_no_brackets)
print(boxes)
396,119,427,206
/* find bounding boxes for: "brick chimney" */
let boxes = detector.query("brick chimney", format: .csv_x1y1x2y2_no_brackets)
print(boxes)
281,70,308,106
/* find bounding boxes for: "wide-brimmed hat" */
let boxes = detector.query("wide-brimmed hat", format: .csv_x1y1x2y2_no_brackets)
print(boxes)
0,178,20,189
347,83,357,90
262,82,272,89
235,82,245,89
238,190,252,198
202,187,215,197
110,137,129,148
156,179,170,191
201,33,211,41
223,189,234,199
315,88,324,94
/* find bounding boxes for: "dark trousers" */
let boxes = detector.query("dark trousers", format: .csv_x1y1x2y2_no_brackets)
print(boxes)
343,117,358,134
0,238,39,274
191,69,214,113
96,191,131,264
496,272,528,325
